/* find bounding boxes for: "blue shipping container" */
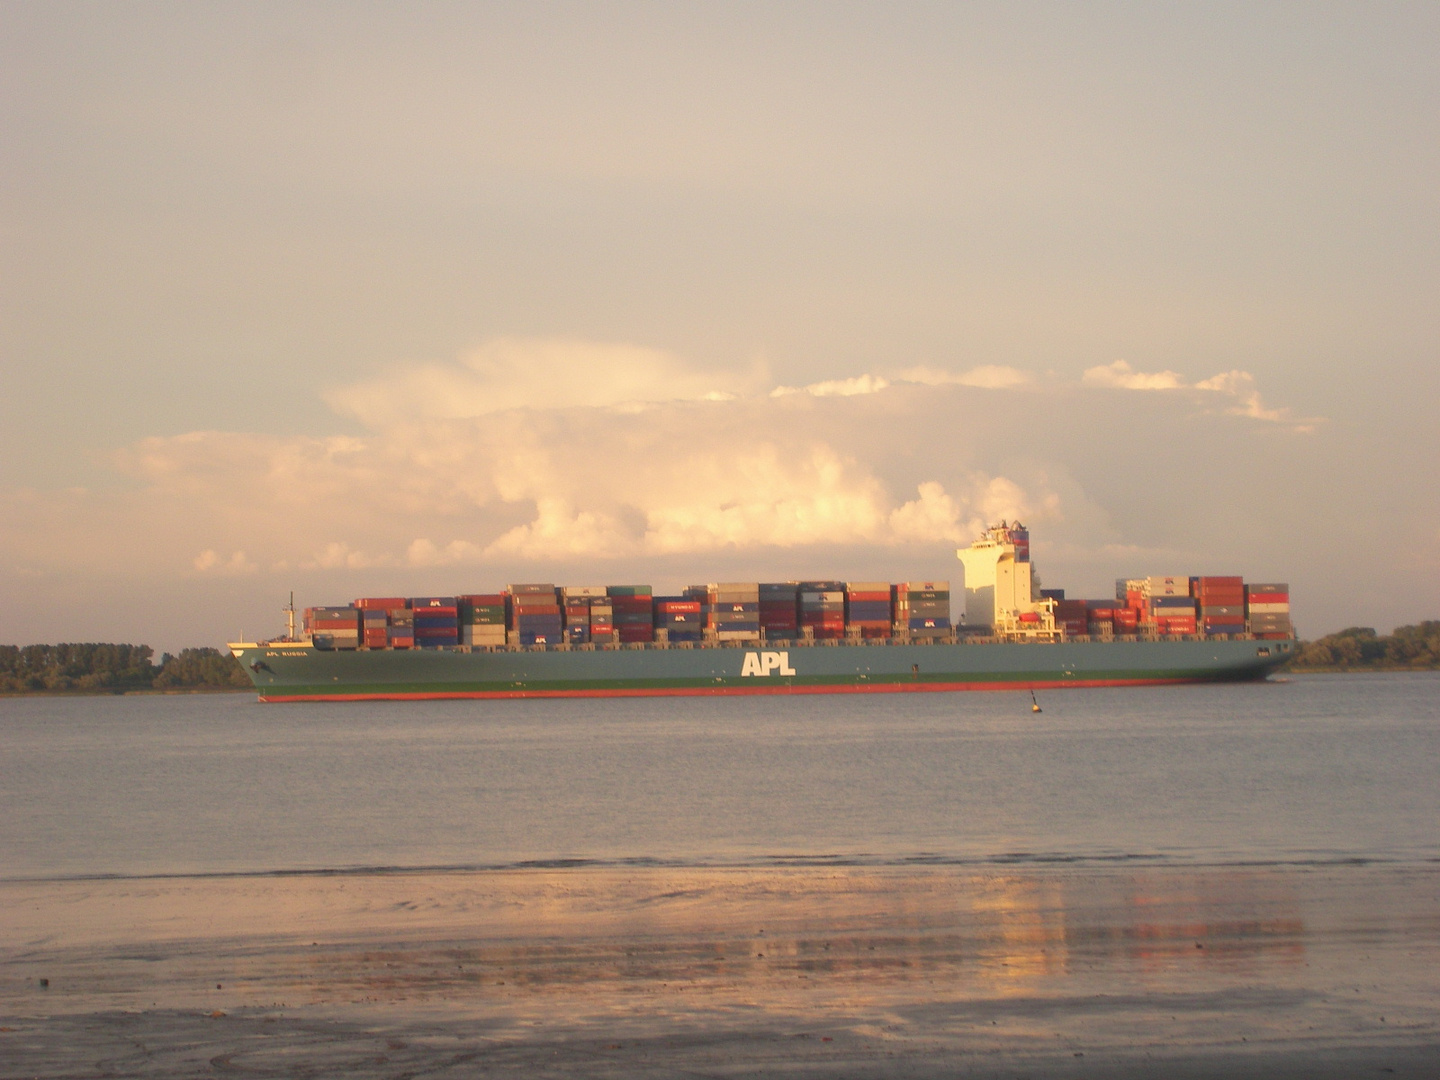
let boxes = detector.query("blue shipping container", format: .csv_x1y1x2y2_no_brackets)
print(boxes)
907,617,952,630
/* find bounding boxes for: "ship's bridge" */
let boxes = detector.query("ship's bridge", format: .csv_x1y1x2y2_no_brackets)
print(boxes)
957,522,1058,638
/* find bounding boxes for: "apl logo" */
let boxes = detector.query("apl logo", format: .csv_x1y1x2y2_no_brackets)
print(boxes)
740,651,798,677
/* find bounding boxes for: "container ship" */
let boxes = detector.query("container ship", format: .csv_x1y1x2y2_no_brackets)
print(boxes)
230,524,1295,702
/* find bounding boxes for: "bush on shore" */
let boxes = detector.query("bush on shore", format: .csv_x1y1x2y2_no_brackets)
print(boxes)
1287,622,1440,671
0,643,249,693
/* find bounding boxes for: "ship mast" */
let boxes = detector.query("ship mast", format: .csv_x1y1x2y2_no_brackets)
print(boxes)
285,591,296,641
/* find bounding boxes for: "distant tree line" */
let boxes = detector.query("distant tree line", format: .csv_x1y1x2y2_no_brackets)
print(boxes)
1286,622,1440,671
0,644,250,693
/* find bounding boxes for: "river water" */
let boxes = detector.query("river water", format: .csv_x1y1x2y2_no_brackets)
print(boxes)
1,673,1436,880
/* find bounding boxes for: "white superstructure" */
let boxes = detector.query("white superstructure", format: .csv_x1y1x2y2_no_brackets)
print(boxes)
956,522,1057,637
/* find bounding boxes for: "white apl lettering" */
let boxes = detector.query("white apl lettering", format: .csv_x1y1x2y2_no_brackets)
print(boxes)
740,650,797,677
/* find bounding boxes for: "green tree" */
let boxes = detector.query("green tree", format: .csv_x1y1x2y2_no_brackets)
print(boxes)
1289,623,1440,671
153,647,251,689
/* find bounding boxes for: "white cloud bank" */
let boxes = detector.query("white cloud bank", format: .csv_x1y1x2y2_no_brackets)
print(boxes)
1083,360,1321,429
327,337,763,424
3,338,1321,587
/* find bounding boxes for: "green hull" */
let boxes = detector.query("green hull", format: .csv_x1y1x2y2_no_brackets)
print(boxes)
229,637,1294,702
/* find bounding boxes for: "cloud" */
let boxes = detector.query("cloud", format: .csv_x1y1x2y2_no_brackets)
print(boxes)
898,365,1033,390
326,337,764,425
306,542,388,570
1,339,1323,594
772,366,1032,397
406,538,488,567
771,374,891,398
1082,360,1187,391
192,549,258,576
28,379,1061,575
1083,360,1321,429
1192,370,1295,424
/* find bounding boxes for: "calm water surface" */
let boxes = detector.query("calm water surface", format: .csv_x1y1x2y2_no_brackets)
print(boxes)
2,673,1436,879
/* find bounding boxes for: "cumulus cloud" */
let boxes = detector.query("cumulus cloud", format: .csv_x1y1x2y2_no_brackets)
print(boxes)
306,542,388,570
192,549,258,575
1,338,1320,590
771,374,890,398
772,366,1032,397
898,365,1032,390
1083,360,1321,429
46,381,1060,574
1083,360,1187,391
326,337,764,425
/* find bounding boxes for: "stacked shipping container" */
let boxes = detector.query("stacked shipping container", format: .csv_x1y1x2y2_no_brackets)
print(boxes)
758,583,798,640
705,583,761,642
306,606,359,650
654,596,703,643
845,582,892,638
798,582,846,640
1053,598,1089,637
556,586,602,646
460,594,507,648
410,597,459,648
297,559,1287,651
1246,583,1291,639
894,582,950,637
608,586,653,644
1195,576,1246,636
1141,576,1196,635
589,593,615,645
508,584,561,646
356,597,402,649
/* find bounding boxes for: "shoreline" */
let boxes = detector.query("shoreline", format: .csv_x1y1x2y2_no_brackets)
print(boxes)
0,686,250,698
4,861,1436,1077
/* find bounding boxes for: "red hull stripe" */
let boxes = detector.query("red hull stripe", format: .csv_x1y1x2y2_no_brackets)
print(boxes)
258,677,1195,703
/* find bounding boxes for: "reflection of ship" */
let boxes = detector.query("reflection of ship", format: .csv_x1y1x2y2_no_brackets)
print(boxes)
229,526,1294,702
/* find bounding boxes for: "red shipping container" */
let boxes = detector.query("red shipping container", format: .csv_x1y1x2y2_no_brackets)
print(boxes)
356,597,407,610
656,601,702,613
846,590,891,602
460,594,506,606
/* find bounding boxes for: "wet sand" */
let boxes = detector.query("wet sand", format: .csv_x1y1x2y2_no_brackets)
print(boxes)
3,863,1437,1077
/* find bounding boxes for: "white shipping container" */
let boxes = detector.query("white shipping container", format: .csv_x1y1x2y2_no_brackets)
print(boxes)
561,585,608,598
1145,576,1189,596
1247,602,1291,614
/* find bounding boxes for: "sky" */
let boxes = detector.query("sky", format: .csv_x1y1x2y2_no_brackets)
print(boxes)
2,2,1437,651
